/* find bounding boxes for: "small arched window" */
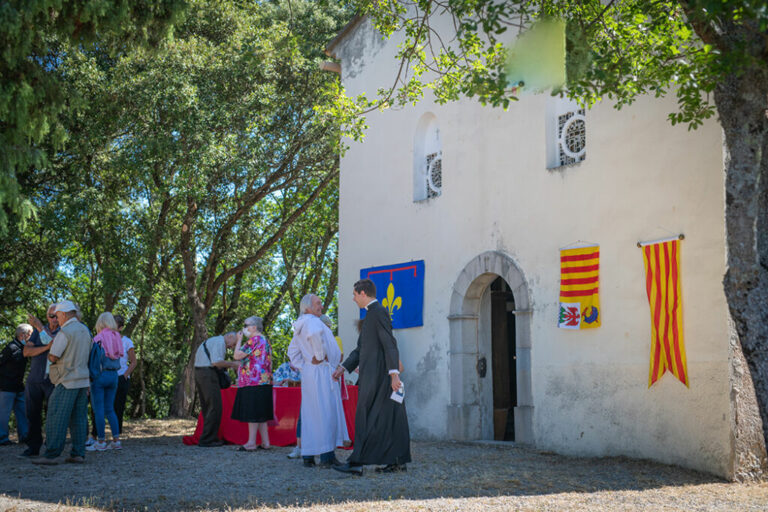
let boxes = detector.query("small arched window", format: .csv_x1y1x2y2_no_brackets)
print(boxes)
413,113,442,201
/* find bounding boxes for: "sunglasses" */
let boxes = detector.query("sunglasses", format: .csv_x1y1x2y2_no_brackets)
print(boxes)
48,314,57,318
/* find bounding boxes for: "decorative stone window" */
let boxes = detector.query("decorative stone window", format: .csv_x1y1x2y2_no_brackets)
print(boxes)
547,96,586,168
425,151,442,199
414,113,442,201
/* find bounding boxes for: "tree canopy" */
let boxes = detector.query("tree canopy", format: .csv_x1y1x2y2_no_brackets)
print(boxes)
0,0,185,232
0,0,350,418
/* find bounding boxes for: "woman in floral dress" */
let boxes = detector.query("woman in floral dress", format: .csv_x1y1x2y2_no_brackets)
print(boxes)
231,316,273,451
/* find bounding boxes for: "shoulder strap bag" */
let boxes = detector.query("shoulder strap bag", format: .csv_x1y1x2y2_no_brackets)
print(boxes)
203,340,231,389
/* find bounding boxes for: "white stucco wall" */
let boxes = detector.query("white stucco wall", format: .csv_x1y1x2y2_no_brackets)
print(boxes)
333,18,733,478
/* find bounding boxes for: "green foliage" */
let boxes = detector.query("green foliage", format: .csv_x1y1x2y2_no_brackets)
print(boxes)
348,1,768,129
0,0,184,233
0,0,352,418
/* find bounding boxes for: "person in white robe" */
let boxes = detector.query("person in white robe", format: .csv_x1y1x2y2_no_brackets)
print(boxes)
287,294,347,468
319,314,351,447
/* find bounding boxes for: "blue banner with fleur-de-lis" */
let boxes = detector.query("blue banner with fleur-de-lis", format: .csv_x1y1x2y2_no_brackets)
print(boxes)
360,260,425,329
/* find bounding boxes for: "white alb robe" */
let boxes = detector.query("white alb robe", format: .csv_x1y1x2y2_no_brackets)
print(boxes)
287,314,348,456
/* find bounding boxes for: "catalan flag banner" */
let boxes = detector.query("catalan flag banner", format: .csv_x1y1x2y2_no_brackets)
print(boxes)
558,246,601,329
642,240,689,387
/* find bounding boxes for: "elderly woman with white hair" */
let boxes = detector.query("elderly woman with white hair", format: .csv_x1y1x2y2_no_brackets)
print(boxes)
231,316,273,451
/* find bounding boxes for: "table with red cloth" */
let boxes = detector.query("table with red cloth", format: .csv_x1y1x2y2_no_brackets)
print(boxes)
183,385,358,447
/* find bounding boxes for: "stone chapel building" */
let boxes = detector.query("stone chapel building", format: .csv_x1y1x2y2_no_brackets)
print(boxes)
326,15,766,479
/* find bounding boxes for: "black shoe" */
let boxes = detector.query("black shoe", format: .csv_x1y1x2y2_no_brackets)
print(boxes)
31,457,59,465
0,440,14,446
318,457,342,469
18,448,39,459
303,458,316,468
198,441,224,447
375,463,407,473
332,462,363,476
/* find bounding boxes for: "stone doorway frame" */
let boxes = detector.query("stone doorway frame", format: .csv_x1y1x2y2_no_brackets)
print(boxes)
447,251,534,444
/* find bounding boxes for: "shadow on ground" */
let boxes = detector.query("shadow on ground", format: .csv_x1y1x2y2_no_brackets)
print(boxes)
0,419,731,511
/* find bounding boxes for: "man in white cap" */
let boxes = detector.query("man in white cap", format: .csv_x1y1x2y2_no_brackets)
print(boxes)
32,300,92,465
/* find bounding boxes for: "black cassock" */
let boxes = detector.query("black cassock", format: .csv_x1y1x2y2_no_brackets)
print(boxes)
342,301,411,465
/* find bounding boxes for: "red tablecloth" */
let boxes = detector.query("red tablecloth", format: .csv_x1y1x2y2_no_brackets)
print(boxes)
183,385,357,447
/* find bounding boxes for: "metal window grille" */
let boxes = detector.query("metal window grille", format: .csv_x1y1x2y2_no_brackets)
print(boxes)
425,152,442,198
557,109,586,166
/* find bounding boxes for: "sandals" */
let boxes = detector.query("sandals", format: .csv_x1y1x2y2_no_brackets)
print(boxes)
237,445,270,452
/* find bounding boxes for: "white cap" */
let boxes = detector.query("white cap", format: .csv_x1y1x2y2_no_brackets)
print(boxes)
54,300,78,313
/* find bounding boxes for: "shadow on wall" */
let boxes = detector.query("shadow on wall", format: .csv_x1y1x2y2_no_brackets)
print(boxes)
406,342,443,439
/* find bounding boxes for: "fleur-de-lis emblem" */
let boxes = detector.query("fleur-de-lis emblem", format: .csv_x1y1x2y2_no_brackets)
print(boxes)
381,282,402,317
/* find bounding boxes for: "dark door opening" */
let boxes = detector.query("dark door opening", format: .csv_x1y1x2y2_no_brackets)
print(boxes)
490,276,517,441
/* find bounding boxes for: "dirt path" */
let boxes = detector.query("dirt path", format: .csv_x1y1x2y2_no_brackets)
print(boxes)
0,419,765,511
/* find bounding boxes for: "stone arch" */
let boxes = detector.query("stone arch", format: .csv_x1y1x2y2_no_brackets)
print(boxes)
447,251,534,444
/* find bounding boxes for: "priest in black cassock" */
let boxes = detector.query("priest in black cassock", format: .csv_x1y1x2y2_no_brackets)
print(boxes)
332,278,411,475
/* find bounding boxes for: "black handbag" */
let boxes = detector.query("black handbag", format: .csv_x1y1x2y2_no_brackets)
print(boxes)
203,340,231,389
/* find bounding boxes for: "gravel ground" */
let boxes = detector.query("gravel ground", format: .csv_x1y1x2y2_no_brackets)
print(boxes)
0,418,766,511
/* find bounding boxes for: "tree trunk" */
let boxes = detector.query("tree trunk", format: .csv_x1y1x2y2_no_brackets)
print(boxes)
137,321,147,417
214,271,244,334
730,323,768,480
170,357,198,418
715,63,768,479
323,253,339,312
170,199,209,417
169,305,208,417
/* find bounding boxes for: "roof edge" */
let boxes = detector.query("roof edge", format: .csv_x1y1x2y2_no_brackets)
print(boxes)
325,14,366,58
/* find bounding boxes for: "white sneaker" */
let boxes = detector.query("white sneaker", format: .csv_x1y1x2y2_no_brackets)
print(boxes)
108,440,122,450
85,437,96,447
86,440,108,452
287,445,301,459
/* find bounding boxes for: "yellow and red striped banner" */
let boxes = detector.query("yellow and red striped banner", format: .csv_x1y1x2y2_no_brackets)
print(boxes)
642,239,689,387
558,246,600,329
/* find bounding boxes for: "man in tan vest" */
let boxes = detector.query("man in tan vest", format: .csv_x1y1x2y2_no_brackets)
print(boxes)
32,300,91,465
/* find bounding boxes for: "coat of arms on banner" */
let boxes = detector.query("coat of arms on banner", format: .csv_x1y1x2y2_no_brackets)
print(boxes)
558,246,601,329
360,260,425,329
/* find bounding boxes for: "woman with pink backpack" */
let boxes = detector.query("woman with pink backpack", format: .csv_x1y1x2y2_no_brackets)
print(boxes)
87,312,124,451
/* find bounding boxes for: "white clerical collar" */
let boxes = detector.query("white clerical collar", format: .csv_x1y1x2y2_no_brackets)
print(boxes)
365,299,378,310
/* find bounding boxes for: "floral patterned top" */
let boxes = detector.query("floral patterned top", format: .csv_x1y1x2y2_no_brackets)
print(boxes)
237,334,272,387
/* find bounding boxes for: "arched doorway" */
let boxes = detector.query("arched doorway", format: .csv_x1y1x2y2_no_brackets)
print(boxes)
447,251,533,444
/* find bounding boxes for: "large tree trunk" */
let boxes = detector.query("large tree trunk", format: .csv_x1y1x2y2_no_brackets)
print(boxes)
169,308,208,417
715,63,768,480
170,358,198,418
171,201,210,417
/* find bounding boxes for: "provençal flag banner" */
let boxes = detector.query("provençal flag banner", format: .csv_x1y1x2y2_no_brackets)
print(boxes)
360,260,425,329
558,246,601,329
642,239,689,387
